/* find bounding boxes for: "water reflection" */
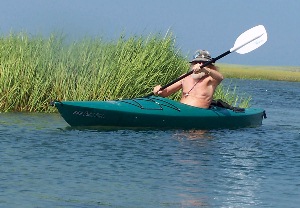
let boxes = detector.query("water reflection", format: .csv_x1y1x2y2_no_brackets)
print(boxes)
175,130,212,140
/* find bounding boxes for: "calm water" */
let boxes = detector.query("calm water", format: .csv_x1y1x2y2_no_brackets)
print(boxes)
1,80,299,208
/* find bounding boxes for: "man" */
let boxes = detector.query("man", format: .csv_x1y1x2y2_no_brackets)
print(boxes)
153,50,224,109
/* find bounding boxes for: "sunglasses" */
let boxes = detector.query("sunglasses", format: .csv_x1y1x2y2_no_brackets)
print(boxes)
191,61,208,64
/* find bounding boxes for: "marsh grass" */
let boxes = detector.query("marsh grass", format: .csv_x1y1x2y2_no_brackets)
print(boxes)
0,32,262,112
0,32,190,112
214,83,251,108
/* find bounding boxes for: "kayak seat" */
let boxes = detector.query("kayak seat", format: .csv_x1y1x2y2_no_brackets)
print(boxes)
210,99,245,112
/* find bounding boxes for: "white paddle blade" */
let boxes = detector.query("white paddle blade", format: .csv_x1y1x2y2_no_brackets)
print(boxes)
230,25,268,54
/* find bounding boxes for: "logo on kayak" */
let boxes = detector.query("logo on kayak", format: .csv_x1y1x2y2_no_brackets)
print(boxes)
73,111,105,119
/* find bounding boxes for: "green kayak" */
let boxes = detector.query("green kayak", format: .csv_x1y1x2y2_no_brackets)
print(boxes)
52,96,266,130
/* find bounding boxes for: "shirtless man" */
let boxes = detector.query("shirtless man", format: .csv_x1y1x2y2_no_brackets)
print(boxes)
153,50,224,109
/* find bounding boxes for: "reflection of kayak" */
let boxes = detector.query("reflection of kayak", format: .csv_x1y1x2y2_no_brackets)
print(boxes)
52,96,266,129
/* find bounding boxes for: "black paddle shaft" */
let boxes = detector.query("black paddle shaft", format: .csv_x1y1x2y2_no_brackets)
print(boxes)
145,50,231,97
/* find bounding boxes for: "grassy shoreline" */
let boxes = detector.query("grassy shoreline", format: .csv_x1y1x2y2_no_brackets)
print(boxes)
0,32,298,112
218,64,300,82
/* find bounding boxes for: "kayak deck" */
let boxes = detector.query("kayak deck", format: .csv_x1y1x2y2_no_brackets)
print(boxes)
52,96,266,130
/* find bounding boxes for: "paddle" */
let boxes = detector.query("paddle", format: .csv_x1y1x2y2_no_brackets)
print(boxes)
145,25,268,97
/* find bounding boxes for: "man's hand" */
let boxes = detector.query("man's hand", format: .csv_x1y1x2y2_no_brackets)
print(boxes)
192,63,210,74
153,85,162,95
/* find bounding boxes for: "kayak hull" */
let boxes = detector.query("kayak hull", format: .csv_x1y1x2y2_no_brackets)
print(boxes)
53,96,265,130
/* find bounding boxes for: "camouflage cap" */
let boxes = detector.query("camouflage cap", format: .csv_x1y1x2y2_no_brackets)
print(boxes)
189,50,212,63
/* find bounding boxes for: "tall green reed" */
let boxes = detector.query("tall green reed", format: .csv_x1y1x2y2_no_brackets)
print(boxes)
0,31,248,112
214,83,252,108
0,31,188,112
